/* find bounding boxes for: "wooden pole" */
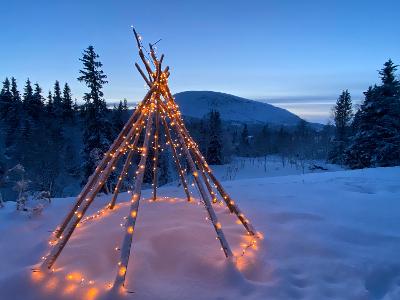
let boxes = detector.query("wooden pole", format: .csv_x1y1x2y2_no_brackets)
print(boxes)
159,108,191,202
132,28,154,78
194,158,218,203
152,102,160,201
135,63,151,87
137,65,256,236
112,98,156,291
41,103,151,270
54,88,155,238
109,129,142,209
163,106,233,258
54,104,149,237
159,91,257,235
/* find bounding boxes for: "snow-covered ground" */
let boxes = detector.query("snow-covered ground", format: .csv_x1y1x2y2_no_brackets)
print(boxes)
0,166,399,300
212,156,343,181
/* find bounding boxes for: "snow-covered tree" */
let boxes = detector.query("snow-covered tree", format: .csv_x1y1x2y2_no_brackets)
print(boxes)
9,164,29,211
344,60,400,168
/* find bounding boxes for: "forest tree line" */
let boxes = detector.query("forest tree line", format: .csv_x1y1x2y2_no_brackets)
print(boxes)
1,46,399,200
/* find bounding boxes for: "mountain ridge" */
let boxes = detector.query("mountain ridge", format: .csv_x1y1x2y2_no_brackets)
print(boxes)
173,91,303,126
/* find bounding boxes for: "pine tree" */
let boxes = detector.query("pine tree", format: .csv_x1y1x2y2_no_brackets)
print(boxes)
11,77,20,103
62,83,74,120
73,99,79,113
122,98,128,111
207,110,223,164
328,90,353,164
112,100,125,138
344,60,400,168
0,78,13,120
198,119,208,156
77,45,112,182
31,83,45,120
4,78,22,152
53,80,63,118
46,91,54,115
254,125,270,156
239,124,250,156
0,78,14,153
78,46,108,113
22,79,34,112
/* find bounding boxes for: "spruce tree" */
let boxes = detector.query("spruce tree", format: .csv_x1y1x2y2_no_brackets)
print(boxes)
77,45,112,182
3,78,22,153
207,110,223,164
22,79,34,112
254,125,270,156
344,60,400,168
53,80,63,118
62,83,74,120
239,124,250,156
0,78,13,120
31,83,45,120
46,91,54,115
328,90,353,164
0,78,14,152
73,99,79,113
122,98,128,111
112,100,125,138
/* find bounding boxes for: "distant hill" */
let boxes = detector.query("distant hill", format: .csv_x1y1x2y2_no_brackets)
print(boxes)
173,91,302,126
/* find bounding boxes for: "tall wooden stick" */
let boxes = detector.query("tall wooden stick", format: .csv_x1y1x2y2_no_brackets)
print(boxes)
113,98,156,291
194,158,218,203
109,129,142,209
160,109,191,202
152,102,160,201
160,90,256,235
164,108,233,258
54,88,155,238
135,52,256,236
132,28,154,78
41,104,151,270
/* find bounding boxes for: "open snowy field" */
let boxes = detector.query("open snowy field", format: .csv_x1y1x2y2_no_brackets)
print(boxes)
0,166,399,300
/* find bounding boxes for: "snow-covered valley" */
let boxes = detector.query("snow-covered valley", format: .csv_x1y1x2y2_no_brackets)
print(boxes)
0,166,399,300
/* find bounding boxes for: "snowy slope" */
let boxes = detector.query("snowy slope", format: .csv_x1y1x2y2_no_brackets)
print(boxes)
174,91,302,125
0,167,399,299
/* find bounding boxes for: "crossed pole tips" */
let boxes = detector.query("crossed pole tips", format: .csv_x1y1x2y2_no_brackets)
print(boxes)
38,27,259,293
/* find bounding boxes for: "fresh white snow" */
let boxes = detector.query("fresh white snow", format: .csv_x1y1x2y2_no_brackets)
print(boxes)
0,166,399,300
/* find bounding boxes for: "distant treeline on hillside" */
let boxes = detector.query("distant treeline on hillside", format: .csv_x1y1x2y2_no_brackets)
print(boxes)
1,46,399,201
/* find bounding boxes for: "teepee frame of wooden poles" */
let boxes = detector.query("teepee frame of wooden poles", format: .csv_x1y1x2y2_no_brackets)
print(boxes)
38,28,257,292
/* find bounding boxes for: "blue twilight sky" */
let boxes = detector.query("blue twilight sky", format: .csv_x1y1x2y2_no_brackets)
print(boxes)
1,0,400,123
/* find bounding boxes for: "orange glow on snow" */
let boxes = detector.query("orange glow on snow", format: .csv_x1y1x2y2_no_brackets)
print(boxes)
44,276,59,291
31,270,45,283
85,287,99,300
63,283,78,295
